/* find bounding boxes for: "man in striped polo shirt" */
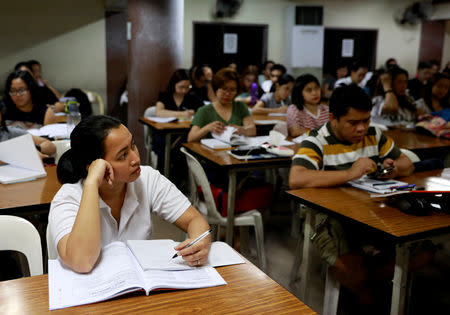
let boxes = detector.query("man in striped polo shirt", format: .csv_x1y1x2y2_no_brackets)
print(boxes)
289,84,414,306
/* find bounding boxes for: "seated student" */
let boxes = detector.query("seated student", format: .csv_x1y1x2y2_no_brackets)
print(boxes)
28,59,61,99
188,67,256,142
235,65,259,106
0,102,55,159
385,57,398,70
408,61,433,101
3,70,57,127
156,69,203,120
335,61,368,88
429,59,440,76
286,74,329,137
189,64,214,103
49,115,211,273
289,84,414,306
14,61,59,107
421,72,450,113
252,73,294,115
322,62,348,99
371,67,419,126
261,63,286,93
258,60,274,86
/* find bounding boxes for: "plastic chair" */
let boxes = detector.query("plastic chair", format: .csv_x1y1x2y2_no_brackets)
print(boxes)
0,215,43,276
52,140,71,164
180,147,266,270
83,89,105,115
46,224,58,260
143,106,158,168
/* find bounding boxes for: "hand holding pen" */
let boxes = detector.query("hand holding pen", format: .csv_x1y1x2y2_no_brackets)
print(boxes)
173,228,212,266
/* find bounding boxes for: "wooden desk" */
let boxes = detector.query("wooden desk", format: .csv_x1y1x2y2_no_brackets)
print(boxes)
183,142,293,246
287,170,450,315
0,262,316,314
0,166,61,214
139,117,191,178
385,129,450,151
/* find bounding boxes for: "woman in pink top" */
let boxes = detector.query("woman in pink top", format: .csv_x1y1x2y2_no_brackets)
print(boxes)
287,74,329,137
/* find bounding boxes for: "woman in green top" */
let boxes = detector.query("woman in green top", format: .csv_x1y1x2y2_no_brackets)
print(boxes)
188,68,256,142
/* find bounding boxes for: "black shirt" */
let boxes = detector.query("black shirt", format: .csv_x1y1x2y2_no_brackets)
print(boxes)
157,92,203,111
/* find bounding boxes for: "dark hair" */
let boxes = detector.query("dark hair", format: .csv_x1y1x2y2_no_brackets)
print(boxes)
292,74,320,110
211,68,240,94
385,58,397,69
388,67,416,113
271,64,287,75
429,59,440,67
418,61,432,70
270,73,294,93
3,70,40,108
14,61,32,72
167,69,190,95
329,84,372,119
0,101,7,131
192,64,210,81
28,60,41,67
424,72,450,110
57,115,122,184
349,60,368,73
365,68,387,98
261,60,274,69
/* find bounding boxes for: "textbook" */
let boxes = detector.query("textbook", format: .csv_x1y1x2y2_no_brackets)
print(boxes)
49,241,243,310
0,134,46,184
212,126,248,146
349,176,408,194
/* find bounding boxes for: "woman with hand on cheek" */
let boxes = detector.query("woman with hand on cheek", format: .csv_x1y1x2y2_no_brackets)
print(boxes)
49,115,210,273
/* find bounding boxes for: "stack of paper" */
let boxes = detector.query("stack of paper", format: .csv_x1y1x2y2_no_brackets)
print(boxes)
0,134,46,184
349,176,407,194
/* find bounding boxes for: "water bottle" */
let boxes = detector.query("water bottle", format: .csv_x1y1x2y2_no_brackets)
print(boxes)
66,101,81,136
250,83,258,106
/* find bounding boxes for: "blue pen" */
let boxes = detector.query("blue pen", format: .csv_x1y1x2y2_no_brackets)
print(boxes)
390,184,416,191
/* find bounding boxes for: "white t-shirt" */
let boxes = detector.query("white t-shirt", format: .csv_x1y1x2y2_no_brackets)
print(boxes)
334,75,368,89
49,166,190,253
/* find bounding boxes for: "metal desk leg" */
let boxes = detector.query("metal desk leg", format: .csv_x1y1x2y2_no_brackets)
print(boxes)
226,170,237,246
299,205,314,303
146,128,154,166
390,243,410,315
164,133,171,178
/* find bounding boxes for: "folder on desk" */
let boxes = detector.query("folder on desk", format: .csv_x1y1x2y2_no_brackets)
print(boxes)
0,134,46,184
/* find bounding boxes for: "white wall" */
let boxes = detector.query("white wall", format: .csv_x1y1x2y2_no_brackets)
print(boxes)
443,20,450,69
0,1,106,104
183,0,423,75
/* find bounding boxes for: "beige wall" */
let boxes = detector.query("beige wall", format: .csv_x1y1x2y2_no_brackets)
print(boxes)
0,1,106,103
183,0,423,75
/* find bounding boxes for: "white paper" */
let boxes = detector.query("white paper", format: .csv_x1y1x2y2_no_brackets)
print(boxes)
146,117,177,123
200,138,232,150
28,123,70,139
245,136,293,147
268,113,287,117
212,126,247,145
293,134,308,144
254,120,281,125
0,134,46,184
223,33,238,54
127,240,245,271
341,39,354,57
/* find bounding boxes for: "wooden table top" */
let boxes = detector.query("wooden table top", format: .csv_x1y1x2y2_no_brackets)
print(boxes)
385,129,450,150
287,170,450,240
0,166,61,213
0,262,316,314
139,117,191,130
183,142,293,168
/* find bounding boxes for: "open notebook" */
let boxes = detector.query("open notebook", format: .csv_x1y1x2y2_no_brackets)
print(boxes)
0,134,46,184
49,241,244,310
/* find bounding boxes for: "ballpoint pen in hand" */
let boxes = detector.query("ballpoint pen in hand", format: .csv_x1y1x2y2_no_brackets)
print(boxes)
172,228,212,259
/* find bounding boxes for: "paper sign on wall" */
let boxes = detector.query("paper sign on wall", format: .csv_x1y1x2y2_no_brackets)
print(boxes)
341,39,354,57
224,33,238,54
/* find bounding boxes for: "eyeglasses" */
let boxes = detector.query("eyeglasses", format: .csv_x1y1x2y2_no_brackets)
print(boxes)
219,87,237,95
9,88,28,96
